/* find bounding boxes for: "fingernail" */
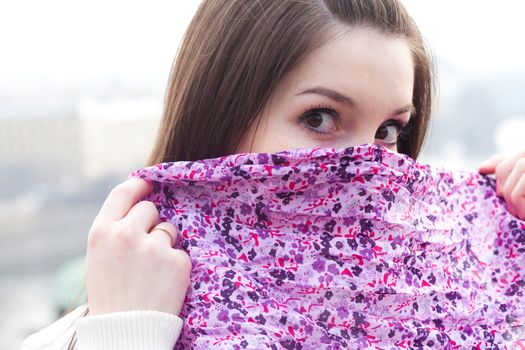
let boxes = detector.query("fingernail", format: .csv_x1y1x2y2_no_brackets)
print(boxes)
478,159,490,169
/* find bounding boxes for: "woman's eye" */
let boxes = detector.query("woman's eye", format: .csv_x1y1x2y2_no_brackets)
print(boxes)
375,121,403,145
299,109,339,135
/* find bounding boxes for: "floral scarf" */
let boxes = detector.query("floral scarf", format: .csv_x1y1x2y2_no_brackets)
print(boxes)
131,144,525,349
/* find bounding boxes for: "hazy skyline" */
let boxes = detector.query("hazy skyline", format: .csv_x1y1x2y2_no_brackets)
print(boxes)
2,0,525,94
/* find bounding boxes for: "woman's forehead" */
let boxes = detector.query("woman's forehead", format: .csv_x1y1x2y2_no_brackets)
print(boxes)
276,28,415,108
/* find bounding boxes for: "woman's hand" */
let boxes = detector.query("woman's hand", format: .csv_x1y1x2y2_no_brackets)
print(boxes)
85,178,191,316
479,152,525,220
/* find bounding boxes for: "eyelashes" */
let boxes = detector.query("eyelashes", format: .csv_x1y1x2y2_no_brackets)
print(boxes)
397,118,413,139
297,104,413,143
297,104,341,136
375,119,410,146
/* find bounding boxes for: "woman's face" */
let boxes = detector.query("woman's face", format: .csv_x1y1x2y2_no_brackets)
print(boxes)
236,27,415,154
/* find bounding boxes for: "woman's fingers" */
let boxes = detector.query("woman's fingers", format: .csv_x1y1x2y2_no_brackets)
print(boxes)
481,152,525,219
86,178,192,316
501,158,525,204
123,200,160,233
86,183,192,316
148,222,177,248
168,249,192,316
510,174,525,220
94,178,154,224
492,153,525,196
478,154,506,175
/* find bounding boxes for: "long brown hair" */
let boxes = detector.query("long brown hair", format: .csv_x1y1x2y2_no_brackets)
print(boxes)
148,0,434,165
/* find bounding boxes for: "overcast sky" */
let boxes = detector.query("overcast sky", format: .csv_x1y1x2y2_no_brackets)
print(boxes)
406,1,525,74
1,0,525,94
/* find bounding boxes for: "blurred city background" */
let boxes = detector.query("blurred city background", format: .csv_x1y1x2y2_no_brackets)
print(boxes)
1,0,525,348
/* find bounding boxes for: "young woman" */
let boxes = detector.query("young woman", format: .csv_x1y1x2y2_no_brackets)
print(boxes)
21,0,525,348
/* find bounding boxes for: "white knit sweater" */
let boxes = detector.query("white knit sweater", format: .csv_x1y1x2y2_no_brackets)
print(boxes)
20,304,183,349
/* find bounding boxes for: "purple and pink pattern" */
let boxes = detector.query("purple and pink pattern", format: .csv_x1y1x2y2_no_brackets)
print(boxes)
131,144,525,349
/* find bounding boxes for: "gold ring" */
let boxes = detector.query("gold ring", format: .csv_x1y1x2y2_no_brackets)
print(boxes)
151,225,174,248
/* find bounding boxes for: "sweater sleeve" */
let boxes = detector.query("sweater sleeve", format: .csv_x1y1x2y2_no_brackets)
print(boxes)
76,309,183,349
20,304,183,350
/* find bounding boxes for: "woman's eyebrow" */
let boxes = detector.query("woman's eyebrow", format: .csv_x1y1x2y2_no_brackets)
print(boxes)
393,104,415,116
297,86,414,116
296,87,355,107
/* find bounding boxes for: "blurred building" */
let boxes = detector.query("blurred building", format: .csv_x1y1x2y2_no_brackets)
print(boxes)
0,96,162,199
77,96,161,180
0,116,81,197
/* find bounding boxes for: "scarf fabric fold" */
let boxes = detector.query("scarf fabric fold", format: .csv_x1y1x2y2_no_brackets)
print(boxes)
131,144,525,349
